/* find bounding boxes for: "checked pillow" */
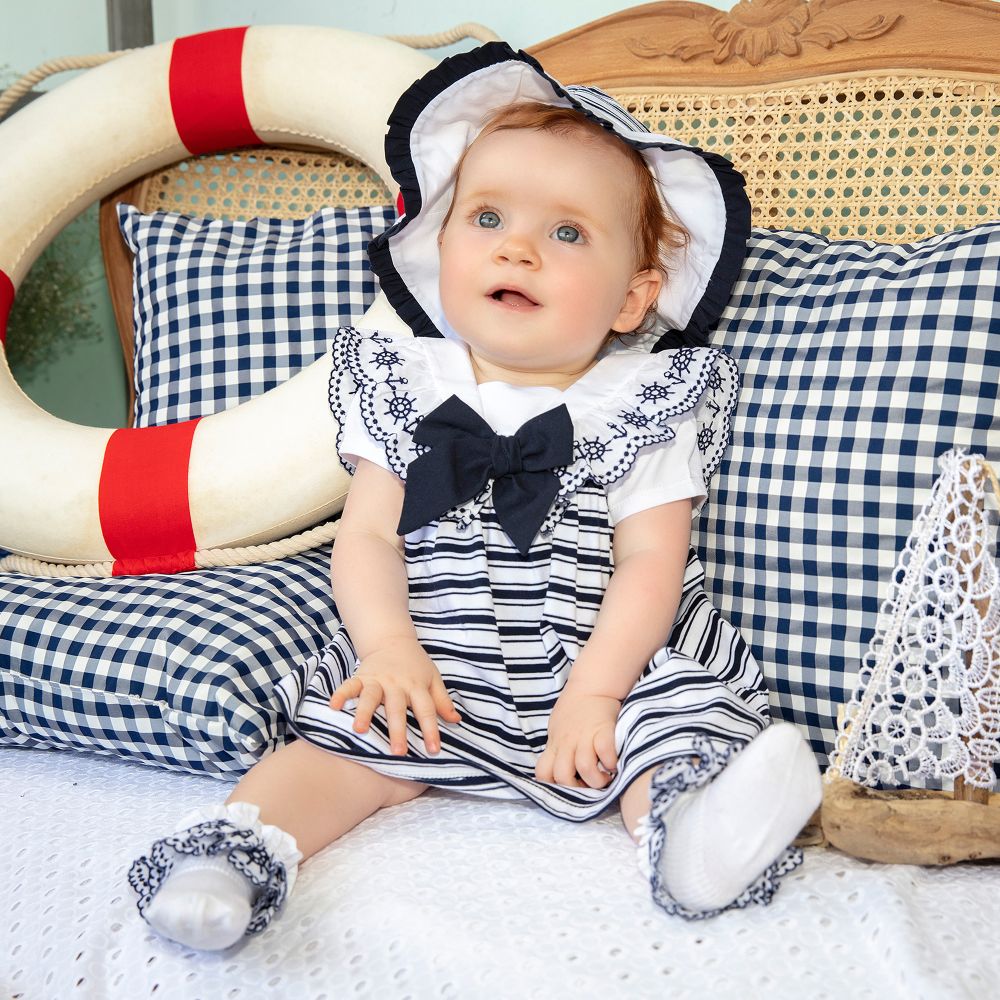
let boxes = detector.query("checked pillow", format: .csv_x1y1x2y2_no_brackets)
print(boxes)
694,222,1000,771
118,202,395,426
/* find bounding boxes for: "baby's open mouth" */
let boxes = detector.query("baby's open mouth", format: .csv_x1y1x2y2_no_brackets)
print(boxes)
489,288,539,309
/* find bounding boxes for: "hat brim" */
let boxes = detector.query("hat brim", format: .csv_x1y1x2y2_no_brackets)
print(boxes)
368,42,751,350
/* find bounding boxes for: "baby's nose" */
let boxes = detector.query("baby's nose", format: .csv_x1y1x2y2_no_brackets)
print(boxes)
493,233,539,266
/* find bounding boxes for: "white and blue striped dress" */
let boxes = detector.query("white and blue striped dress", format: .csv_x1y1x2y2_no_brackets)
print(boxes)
276,327,770,822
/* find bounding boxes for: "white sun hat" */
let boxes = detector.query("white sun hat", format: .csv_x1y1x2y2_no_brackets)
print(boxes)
368,41,752,352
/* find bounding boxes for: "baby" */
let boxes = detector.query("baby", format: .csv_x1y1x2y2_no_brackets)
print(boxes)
129,43,822,950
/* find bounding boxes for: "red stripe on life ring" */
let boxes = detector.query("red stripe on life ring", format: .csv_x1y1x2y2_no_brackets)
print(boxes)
0,269,13,346
98,420,201,576
169,26,261,156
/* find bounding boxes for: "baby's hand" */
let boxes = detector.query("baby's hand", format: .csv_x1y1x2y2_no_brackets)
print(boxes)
535,686,620,789
329,637,461,756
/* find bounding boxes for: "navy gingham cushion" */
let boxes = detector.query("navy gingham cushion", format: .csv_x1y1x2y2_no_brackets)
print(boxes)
119,203,395,426
694,222,1000,768
0,547,337,777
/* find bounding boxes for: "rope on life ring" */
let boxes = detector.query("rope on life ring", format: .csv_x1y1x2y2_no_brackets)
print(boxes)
0,518,341,578
0,53,133,120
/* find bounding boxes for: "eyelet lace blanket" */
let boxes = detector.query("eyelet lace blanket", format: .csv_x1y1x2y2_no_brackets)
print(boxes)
4,746,999,999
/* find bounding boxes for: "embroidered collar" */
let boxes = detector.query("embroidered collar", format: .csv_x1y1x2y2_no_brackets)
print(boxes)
329,328,739,536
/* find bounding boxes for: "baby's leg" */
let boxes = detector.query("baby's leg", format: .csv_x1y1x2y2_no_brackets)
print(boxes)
618,763,666,844
130,739,427,949
624,723,821,917
227,738,429,860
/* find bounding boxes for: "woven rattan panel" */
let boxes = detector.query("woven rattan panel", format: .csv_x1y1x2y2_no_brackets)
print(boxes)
141,147,393,218
615,74,999,242
140,79,998,237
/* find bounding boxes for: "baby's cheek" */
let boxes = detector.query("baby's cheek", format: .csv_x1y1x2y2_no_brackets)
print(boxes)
439,242,470,286
438,256,475,331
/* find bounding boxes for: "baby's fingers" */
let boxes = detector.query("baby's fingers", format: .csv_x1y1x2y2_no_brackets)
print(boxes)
329,676,362,710
535,745,554,784
594,728,619,777
383,684,410,755
553,744,586,788
574,743,608,789
352,678,384,734
431,675,461,722
409,687,442,755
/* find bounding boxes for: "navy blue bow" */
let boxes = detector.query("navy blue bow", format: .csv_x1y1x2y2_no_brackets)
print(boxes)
397,394,574,555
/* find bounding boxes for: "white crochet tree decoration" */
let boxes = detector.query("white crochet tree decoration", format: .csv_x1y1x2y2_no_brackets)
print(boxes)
829,447,1000,791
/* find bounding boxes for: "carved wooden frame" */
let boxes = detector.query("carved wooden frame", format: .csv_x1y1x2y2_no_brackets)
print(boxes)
527,0,1000,86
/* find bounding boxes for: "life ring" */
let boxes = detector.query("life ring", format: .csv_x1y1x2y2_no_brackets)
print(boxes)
0,26,431,574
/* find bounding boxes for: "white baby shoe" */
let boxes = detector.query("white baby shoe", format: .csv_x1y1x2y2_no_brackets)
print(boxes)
634,722,822,917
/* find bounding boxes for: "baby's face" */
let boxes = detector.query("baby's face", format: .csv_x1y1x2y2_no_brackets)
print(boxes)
438,127,657,382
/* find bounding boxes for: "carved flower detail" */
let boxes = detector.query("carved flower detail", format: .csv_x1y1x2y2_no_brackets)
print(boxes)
711,0,811,65
626,0,902,68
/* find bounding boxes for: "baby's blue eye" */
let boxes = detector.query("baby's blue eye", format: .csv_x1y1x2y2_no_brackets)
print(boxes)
476,211,501,229
555,224,582,243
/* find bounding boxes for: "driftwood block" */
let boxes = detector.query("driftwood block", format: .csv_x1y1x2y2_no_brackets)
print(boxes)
822,776,1000,865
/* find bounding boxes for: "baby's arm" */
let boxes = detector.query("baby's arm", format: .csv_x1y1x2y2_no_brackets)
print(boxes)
536,498,692,787
564,497,692,701
329,458,461,753
330,457,415,655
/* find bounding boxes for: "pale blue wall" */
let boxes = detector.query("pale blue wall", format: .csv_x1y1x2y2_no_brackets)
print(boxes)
1,0,107,87
4,2,731,427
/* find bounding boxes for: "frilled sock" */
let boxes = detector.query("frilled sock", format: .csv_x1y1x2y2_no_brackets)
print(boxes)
634,722,822,916
129,801,303,951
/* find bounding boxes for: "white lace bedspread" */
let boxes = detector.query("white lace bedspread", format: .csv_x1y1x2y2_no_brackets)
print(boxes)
3,746,998,999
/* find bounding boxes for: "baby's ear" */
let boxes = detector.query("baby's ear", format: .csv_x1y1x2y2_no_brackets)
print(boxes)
611,269,662,333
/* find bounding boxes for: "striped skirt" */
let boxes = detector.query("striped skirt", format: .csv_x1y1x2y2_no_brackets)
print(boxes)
276,484,770,822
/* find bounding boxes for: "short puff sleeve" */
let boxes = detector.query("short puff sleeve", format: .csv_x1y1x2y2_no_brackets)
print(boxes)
337,393,397,476
604,410,707,525
328,326,437,480
544,345,739,535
